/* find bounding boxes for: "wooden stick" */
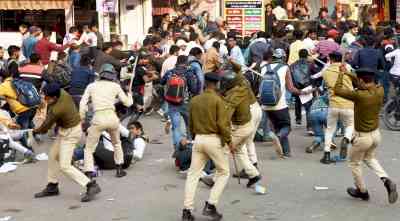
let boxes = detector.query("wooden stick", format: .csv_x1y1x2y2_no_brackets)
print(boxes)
128,55,139,92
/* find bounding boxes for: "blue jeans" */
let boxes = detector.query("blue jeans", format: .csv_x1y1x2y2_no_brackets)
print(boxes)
16,108,36,150
168,103,190,148
310,109,327,145
260,111,272,138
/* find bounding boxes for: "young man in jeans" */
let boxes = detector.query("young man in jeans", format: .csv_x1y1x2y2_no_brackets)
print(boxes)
161,56,196,158
261,49,308,157
321,51,354,164
334,67,398,204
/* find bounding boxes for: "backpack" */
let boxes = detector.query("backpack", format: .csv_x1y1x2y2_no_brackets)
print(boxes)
94,135,134,170
11,78,41,108
259,63,284,106
187,60,202,96
45,62,72,88
290,60,311,89
244,62,263,96
164,69,187,105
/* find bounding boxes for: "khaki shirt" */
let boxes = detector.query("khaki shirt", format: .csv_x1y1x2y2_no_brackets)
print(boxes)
322,63,354,110
35,90,81,134
189,89,231,145
80,80,133,120
203,47,221,73
224,84,251,126
334,73,383,132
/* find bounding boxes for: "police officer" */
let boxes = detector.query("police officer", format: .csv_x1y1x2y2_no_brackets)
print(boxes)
182,72,231,221
220,61,262,188
334,67,398,204
33,83,100,202
80,63,133,178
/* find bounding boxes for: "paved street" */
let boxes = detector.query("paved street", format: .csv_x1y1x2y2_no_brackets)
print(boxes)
1,115,400,221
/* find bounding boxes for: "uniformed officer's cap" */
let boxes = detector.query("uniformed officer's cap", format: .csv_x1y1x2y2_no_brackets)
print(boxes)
204,72,221,82
355,67,376,77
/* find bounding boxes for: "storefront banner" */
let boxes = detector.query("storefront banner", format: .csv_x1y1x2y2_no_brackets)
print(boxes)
224,0,264,37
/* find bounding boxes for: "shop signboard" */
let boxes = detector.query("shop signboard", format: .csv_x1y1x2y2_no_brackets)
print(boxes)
224,0,264,37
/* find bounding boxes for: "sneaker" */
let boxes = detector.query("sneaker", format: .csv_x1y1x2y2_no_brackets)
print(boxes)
81,180,101,202
306,142,320,153
22,151,37,164
144,108,154,116
34,183,59,198
157,109,165,117
247,175,261,188
307,130,315,136
202,202,222,221
347,187,370,201
383,178,398,204
182,209,195,221
179,169,189,174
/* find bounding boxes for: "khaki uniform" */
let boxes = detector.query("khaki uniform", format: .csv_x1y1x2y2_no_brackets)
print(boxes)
334,73,389,192
80,80,133,172
241,79,262,164
35,90,90,187
184,89,231,210
224,81,260,178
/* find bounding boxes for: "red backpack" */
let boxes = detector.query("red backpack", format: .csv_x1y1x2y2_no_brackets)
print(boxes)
164,72,186,105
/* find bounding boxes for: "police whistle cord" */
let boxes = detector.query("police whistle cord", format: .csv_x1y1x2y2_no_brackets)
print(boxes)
232,153,241,184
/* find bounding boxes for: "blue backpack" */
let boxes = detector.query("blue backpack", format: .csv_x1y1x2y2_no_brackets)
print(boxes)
11,78,41,108
259,63,284,106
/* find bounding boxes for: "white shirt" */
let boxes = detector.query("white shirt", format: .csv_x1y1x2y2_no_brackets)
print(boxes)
273,6,288,20
204,38,228,58
229,45,245,66
260,62,289,111
184,41,204,56
303,37,316,51
160,55,177,77
86,32,98,47
385,49,400,76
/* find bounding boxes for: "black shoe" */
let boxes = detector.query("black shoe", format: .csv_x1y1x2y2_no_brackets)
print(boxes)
347,187,370,201
202,202,222,221
81,180,101,202
253,163,258,169
247,175,261,188
116,164,127,178
296,119,302,125
34,183,59,198
340,138,350,159
85,171,95,179
306,142,320,153
182,209,195,221
383,178,398,204
233,170,249,179
320,152,332,164
200,177,215,188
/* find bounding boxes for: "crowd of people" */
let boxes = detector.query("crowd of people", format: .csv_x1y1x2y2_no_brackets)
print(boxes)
0,3,400,221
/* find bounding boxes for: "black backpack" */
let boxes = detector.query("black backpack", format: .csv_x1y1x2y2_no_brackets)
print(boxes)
93,135,134,170
290,60,312,89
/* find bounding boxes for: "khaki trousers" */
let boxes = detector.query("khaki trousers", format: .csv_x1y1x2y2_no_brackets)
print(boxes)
184,135,229,210
349,129,388,192
48,124,90,187
324,108,354,152
84,110,124,172
232,122,260,178
244,102,262,164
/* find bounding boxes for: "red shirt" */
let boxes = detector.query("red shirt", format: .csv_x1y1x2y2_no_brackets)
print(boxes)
34,38,65,65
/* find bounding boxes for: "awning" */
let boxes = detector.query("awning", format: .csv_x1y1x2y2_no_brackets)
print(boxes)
0,0,73,10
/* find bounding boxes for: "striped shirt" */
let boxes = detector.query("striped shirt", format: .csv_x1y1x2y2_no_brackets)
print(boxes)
315,39,340,58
